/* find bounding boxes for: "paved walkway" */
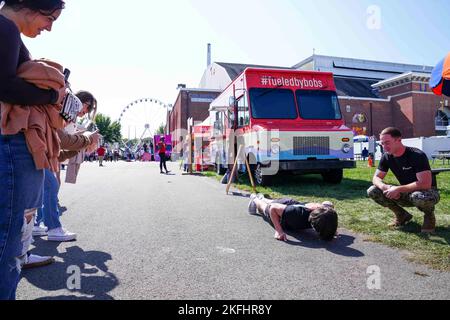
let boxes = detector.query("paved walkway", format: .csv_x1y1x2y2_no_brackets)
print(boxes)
17,161,450,300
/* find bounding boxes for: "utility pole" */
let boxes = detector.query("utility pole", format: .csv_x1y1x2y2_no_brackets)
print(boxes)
369,102,374,136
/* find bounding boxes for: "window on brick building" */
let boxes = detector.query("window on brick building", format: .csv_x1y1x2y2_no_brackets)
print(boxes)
420,83,429,92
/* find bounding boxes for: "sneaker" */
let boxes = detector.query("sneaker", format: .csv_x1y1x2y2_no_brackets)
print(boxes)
22,254,55,269
257,193,265,200
32,225,48,237
322,201,334,209
47,228,77,242
248,194,258,215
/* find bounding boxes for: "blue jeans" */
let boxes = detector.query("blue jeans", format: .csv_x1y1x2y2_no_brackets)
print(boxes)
36,169,61,230
0,133,44,300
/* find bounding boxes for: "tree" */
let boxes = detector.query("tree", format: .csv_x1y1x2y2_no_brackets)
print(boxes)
95,113,122,144
156,123,165,135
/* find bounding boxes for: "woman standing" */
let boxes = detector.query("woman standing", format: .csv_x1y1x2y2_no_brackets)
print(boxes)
0,0,66,300
33,91,100,244
158,136,170,174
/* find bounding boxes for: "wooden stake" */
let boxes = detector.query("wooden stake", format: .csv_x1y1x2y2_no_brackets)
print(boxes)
244,153,257,194
226,144,257,194
226,145,242,195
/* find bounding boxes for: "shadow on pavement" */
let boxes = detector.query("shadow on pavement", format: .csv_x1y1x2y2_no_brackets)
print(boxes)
181,173,210,177
233,174,373,201
228,192,252,198
21,241,119,300
259,215,364,258
285,230,365,258
227,192,274,200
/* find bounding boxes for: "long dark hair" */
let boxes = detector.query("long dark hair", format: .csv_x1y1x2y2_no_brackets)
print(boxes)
75,90,98,122
3,0,65,15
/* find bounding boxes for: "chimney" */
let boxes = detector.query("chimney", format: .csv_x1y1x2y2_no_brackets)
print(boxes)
177,84,186,90
207,43,212,67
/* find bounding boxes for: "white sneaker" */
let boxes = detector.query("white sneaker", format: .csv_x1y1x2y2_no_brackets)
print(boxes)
47,227,77,242
248,194,258,215
32,225,48,237
322,201,334,209
22,254,55,269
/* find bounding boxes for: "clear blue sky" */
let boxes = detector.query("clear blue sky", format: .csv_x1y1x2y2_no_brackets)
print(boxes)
21,0,450,130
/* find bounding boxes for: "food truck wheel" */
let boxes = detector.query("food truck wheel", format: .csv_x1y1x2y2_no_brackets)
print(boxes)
254,163,273,186
321,169,343,184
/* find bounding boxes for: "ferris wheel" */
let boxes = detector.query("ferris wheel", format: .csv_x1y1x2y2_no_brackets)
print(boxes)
118,98,172,149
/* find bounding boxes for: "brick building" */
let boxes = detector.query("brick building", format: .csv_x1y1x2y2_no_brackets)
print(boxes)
167,88,221,156
198,55,450,138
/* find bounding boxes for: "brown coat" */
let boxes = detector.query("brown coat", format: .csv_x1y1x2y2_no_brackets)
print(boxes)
0,59,66,172
57,129,93,162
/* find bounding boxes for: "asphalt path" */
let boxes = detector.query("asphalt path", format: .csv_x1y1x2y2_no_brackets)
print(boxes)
17,161,450,300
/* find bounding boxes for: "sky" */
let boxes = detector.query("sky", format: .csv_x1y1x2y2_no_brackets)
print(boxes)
19,0,450,137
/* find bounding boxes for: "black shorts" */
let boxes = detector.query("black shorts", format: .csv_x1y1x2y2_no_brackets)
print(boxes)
263,198,302,218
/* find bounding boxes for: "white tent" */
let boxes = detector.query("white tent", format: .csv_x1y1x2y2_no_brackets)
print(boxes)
353,135,369,142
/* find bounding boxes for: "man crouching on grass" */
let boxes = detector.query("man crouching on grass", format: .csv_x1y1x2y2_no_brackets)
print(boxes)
248,194,338,242
367,127,440,233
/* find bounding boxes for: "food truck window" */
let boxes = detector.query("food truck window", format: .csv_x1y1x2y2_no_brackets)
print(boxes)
237,94,249,127
213,112,224,133
296,90,342,120
228,109,234,128
249,88,297,119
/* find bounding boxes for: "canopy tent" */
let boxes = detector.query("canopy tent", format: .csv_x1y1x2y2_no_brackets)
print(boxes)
353,135,369,143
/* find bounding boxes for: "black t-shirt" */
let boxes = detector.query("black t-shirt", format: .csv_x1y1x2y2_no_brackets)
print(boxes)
281,204,312,231
378,147,434,187
0,14,57,105
265,199,312,231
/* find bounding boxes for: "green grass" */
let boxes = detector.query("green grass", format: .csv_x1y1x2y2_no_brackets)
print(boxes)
200,161,450,271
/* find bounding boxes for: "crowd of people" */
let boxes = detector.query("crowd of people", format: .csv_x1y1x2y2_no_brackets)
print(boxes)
0,0,442,302
0,0,104,299
83,147,120,163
